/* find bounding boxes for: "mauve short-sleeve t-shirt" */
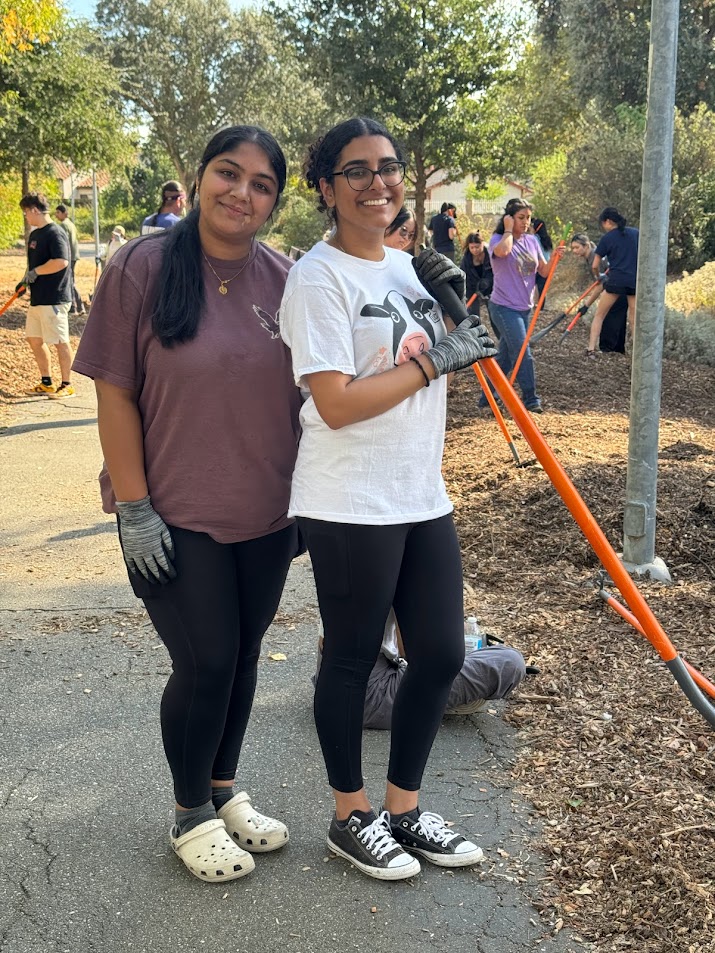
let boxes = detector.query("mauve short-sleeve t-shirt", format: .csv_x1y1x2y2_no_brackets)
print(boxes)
73,237,302,544
488,232,545,312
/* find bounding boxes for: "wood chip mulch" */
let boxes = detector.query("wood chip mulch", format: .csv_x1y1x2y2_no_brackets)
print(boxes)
445,321,714,952
2,263,714,950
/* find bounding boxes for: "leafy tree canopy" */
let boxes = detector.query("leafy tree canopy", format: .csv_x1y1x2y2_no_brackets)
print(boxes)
0,22,133,183
531,103,715,270
0,0,62,59
271,0,524,233
96,0,332,188
529,0,714,113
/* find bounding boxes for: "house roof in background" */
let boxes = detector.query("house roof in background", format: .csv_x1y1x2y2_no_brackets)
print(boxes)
425,170,534,193
52,159,110,189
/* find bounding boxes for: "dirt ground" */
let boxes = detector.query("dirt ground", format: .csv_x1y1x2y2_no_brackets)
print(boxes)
1,252,714,951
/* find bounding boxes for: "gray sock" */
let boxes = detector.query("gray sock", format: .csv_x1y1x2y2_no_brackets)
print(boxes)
175,800,216,837
211,786,235,811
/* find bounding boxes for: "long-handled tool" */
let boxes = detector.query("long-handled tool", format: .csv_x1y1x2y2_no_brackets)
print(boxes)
510,223,571,384
0,286,27,317
428,277,715,729
596,575,715,701
558,307,589,344
472,361,525,467
531,278,601,344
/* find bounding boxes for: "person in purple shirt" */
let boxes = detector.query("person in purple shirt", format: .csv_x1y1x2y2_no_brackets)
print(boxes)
74,126,302,884
140,180,186,235
480,198,563,414
586,207,639,358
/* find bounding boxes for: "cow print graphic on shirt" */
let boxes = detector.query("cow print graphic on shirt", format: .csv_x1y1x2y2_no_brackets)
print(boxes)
360,292,441,365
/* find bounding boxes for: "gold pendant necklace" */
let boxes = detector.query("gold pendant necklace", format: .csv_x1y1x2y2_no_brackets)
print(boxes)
202,242,255,294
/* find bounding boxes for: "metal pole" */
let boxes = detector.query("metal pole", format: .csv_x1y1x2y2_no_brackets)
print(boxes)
69,161,75,222
622,0,679,581
92,169,101,259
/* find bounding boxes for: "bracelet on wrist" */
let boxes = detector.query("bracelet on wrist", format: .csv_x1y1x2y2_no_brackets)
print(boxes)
503,231,513,235
409,355,431,388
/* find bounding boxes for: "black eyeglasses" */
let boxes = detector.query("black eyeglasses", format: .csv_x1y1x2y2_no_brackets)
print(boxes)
332,161,407,192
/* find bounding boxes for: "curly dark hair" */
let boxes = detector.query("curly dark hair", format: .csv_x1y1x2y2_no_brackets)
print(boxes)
304,117,405,223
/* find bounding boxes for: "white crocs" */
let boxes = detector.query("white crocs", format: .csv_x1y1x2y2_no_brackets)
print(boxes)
170,818,255,882
218,791,289,853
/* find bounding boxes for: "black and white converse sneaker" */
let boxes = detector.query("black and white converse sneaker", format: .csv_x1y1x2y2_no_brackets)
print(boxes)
327,810,421,881
390,809,484,867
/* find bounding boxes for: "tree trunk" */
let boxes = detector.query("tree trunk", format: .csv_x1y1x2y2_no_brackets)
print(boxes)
413,151,427,252
21,161,31,245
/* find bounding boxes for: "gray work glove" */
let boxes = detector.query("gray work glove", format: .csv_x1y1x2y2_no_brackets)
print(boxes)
16,269,37,291
413,249,466,304
423,320,497,378
116,495,177,584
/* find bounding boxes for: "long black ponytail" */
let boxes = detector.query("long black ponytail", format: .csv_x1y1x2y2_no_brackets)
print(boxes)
598,207,627,231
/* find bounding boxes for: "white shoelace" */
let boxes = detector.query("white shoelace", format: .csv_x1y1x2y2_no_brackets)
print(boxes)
358,811,400,860
413,811,459,846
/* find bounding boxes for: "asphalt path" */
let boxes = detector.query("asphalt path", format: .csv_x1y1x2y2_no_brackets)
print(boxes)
0,377,589,953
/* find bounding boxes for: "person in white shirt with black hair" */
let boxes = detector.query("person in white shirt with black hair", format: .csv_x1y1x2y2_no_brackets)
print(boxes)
280,116,497,881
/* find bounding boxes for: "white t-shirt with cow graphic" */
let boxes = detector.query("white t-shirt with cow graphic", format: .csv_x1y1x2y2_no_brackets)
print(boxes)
280,241,453,524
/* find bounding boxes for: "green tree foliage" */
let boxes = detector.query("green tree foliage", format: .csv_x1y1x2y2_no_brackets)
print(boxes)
96,0,332,189
530,0,714,113
266,180,326,255
272,0,522,237
489,34,583,174
531,104,715,270
0,22,132,194
0,0,62,59
93,136,177,236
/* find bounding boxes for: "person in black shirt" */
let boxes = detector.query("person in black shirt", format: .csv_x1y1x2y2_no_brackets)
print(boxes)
428,202,457,261
18,192,75,398
531,216,553,307
460,232,493,321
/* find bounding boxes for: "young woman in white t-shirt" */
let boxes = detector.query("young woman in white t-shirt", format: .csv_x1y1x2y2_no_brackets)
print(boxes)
280,116,497,881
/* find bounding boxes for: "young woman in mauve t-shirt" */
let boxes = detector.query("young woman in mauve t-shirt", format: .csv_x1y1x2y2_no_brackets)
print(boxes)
280,116,497,881
73,126,302,884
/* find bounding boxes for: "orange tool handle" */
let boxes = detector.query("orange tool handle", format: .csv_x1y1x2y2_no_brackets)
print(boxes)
482,356,678,662
565,278,601,316
473,363,511,445
0,288,25,316
601,592,715,699
510,241,565,384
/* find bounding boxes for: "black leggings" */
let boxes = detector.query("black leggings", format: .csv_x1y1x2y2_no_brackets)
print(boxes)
124,523,297,808
298,514,465,793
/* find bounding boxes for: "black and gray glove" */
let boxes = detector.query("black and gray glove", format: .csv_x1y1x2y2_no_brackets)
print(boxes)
116,495,176,584
413,249,466,305
423,320,497,378
16,269,37,292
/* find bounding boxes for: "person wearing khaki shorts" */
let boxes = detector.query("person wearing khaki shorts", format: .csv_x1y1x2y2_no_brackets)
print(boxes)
18,191,76,399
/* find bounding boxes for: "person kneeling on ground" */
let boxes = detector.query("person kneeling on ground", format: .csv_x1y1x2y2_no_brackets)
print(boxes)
315,608,527,730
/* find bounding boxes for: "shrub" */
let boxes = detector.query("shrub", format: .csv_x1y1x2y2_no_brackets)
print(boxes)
663,307,715,367
665,261,715,315
266,185,325,255
530,103,715,272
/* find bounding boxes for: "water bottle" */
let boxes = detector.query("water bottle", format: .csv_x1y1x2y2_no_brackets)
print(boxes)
464,616,483,652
